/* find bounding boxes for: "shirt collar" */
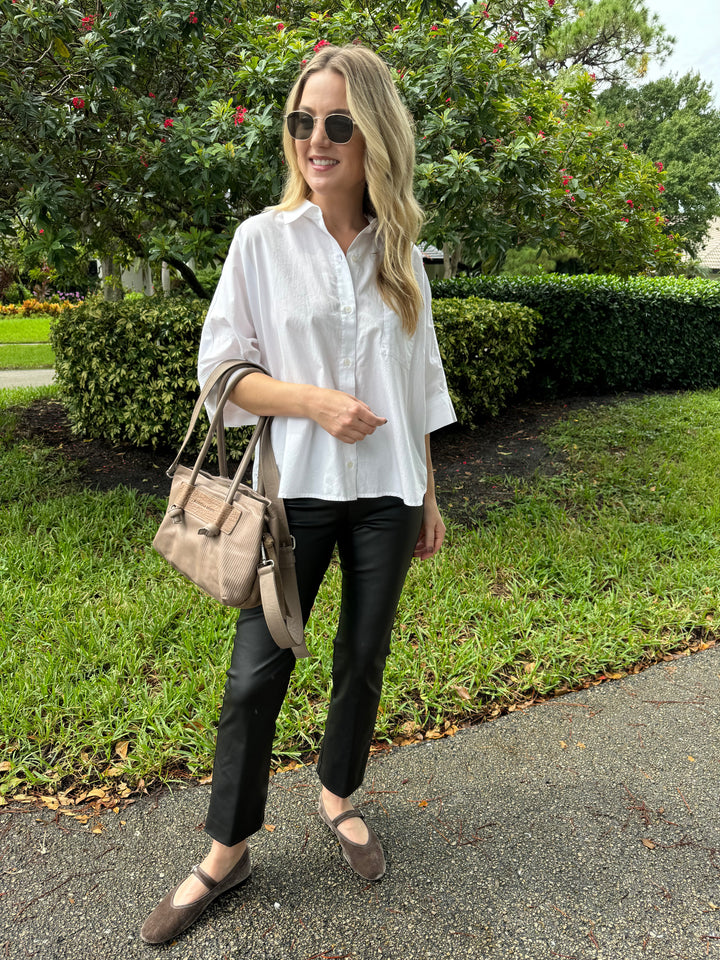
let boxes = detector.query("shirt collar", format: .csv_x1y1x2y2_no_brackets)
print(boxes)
275,200,377,236
274,199,320,224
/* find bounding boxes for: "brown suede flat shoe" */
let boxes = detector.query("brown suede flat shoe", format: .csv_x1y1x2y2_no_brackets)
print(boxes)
140,848,251,945
318,796,386,881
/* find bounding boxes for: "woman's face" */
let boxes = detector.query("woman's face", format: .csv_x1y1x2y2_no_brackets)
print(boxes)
293,69,367,210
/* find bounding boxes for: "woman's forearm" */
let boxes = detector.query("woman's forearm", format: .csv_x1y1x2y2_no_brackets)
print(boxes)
230,372,318,419
230,372,386,444
424,433,437,500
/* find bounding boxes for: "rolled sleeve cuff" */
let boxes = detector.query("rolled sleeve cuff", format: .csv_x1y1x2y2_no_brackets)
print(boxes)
425,394,457,435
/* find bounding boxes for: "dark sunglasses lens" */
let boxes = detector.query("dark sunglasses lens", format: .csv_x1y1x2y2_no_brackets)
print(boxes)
326,115,353,143
286,112,313,140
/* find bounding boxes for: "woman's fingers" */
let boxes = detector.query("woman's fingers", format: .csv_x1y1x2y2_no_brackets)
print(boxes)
315,390,386,442
413,499,446,559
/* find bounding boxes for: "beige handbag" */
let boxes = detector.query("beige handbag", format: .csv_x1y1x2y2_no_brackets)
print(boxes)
153,360,308,659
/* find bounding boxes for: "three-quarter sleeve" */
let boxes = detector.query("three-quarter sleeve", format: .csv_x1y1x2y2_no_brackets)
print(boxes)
197,225,264,427
419,266,457,436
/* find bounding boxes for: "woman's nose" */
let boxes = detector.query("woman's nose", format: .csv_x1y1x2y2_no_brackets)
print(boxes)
309,117,330,147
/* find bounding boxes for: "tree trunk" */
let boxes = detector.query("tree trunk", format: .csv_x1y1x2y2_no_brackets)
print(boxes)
100,257,123,302
162,255,209,299
442,243,463,278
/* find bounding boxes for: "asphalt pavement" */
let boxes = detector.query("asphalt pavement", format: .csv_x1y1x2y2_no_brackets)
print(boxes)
2,646,719,960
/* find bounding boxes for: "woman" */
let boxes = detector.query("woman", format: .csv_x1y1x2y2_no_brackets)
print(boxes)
141,43,456,945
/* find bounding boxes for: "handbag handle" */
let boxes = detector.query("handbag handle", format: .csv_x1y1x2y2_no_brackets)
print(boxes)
167,360,270,481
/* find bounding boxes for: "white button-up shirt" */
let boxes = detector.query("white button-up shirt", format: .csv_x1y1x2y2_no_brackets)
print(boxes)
197,200,456,506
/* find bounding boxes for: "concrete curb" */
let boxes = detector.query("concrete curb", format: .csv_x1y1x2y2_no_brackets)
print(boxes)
0,368,56,389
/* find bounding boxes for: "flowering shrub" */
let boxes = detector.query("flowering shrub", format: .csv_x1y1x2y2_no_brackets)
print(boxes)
0,299,79,316
1,0,680,295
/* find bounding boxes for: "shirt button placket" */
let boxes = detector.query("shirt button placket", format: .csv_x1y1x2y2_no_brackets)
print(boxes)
338,258,357,495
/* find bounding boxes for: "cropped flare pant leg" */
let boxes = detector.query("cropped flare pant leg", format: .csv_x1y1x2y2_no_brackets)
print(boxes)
204,496,424,847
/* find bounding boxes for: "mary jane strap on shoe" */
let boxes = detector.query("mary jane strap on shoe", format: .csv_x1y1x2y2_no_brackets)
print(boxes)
318,797,386,881
140,848,251,945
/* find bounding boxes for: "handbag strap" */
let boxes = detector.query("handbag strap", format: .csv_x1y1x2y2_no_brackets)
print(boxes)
167,359,270,479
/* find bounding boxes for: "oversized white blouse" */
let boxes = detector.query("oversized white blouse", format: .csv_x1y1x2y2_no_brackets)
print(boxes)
197,200,456,506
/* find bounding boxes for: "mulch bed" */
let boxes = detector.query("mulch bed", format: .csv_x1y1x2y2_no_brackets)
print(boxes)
10,394,625,521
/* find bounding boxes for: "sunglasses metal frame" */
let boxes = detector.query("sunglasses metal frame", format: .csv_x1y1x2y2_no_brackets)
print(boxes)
285,110,355,144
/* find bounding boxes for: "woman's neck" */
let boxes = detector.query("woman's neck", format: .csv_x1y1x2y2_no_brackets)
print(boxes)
309,192,368,254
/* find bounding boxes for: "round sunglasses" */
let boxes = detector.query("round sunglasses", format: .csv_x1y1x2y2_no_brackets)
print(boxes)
285,110,355,144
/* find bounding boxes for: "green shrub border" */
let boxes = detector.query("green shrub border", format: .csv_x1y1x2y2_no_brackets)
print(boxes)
432,275,720,394
50,293,541,449
432,297,538,422
51,297,210,453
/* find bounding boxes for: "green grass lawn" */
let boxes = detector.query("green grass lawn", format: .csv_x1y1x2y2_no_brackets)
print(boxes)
0,387,718,799
0,315,54,369
0,315,52,343
0,344,55,369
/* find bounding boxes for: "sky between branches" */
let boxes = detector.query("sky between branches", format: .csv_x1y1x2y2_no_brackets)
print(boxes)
642,0,719,106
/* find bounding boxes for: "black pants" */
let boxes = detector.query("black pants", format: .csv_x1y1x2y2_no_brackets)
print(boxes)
204,496,424,846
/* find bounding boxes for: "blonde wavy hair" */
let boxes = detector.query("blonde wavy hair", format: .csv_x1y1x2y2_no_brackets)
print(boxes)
276,44,424,335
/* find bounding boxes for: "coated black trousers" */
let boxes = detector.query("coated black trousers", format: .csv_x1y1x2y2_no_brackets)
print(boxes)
204,496,424,847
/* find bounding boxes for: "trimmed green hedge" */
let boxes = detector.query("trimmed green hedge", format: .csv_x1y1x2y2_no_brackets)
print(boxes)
51,294,540,451
432,275,720,394
432,297,538,423
51,297,209,452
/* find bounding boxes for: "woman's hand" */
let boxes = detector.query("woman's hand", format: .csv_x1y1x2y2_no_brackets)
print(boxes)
413,494,446,560
311,388,387,444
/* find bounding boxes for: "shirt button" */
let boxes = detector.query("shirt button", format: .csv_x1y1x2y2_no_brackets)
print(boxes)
342,357,351,367
342,305,352,315
346,461,354,469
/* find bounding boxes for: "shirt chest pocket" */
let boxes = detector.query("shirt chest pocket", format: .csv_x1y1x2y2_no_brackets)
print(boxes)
381,305,414,369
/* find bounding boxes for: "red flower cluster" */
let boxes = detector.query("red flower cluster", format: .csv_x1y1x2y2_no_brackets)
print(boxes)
627,199,634,207
235,105,248,126
655,160,664,172
188,11,199,24
80,15,96,31
164,118,174,128
508,32,519,41
548,0,555,6
430,24,439,31
149,92,156,98
493,42,504,52
393,25,401,31
658,184,666,192
277,22,285,31
314,39,329,52
72,97,85,109
562,175,572,186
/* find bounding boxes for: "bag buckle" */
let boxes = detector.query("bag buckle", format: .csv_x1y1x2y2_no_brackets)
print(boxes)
259,539,274,569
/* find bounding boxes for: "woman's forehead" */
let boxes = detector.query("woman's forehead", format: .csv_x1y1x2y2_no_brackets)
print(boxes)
299,69,348,108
